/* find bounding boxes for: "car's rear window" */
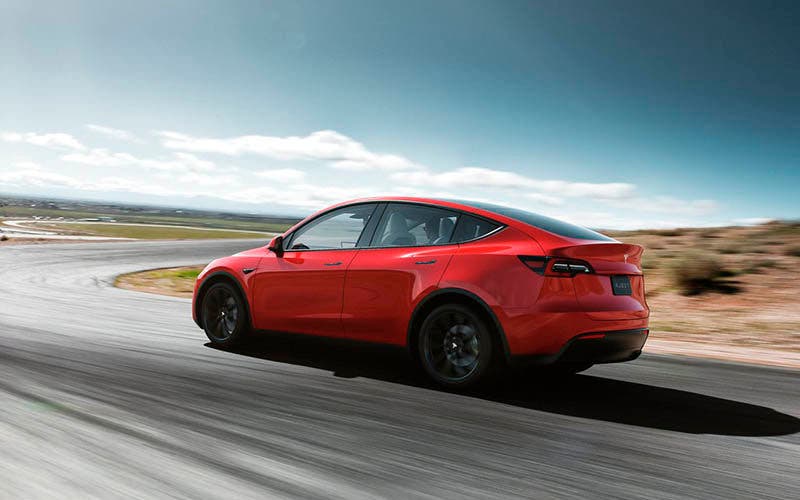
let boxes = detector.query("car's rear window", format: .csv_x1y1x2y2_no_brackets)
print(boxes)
451,215,501,242
448,200,615,242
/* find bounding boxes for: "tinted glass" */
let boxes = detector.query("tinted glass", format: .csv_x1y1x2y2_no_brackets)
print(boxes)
452,215,501,242
288,204,377,250
450,200,615,242
371,203,458,247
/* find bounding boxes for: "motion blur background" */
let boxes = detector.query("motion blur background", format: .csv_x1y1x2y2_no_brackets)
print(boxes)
0,1,798,498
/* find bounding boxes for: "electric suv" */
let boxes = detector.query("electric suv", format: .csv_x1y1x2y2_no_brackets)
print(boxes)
193,197,649,388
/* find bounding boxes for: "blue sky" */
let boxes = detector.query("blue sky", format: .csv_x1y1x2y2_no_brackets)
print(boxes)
1,0,798,228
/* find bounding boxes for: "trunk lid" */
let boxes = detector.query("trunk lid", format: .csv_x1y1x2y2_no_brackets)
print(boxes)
551,243,648,321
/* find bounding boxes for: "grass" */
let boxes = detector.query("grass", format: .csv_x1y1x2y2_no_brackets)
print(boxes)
171,268,203,280
19,222,270,240
115,266,205,297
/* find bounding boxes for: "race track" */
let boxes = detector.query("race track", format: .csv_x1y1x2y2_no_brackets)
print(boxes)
0,240,798,499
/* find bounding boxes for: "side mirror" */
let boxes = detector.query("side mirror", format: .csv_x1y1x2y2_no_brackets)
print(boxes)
267,235,284,257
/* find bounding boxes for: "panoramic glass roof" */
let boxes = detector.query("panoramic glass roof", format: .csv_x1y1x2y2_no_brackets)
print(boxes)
447,199,615,242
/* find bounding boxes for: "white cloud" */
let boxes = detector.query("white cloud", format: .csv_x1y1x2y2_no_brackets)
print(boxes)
1,132,86,151
157,129,422,171
1,125,731,229
86,124,143,143
389,167,719,216
254,168,306,183
169,152,215,172
61,149,137,167
0,162,364,212
551,210,722,231
225,182,375,208
177,172,238,187
391,166,636,200
0,163,83,189
61,149,216,172
734,217,775,226
0,159,728,229
11,161,43,171
526,193,564,206
605,196,718,216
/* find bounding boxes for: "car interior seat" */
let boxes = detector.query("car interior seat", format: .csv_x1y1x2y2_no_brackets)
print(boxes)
381,212,415,246
433,217,455,244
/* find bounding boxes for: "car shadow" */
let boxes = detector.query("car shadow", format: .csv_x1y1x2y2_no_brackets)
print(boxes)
206,333,800,437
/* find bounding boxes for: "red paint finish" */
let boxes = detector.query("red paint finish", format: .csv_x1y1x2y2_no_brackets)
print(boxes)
343,244,457,344
193,197,650,362
251,249,358,336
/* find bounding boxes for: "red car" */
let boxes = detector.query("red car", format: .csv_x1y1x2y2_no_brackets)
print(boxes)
193,197,649,388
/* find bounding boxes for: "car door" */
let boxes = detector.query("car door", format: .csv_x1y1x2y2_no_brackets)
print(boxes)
252,203,379,337
342,203,461,344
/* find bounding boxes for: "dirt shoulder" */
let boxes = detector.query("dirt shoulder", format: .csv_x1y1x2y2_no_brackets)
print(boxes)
115,266,202,298
645,339,799,370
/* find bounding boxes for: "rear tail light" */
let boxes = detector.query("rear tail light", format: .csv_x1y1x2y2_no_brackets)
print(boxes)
518,256,594,276
550,260,592,275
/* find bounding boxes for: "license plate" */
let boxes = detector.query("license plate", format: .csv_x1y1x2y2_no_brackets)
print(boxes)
611,275,632,295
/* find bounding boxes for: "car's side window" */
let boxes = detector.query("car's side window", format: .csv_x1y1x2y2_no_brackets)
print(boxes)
451,214,502,243
288,204,377,250
370,203,459,247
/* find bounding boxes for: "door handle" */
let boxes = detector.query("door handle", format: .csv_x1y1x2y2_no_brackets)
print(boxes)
415,259,437,265
324,261,343,266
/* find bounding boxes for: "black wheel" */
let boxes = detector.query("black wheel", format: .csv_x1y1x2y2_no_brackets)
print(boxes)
418,304,496,389
201,282,250,346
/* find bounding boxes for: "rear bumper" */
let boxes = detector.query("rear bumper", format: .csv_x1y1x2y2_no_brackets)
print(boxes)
510,328,649,368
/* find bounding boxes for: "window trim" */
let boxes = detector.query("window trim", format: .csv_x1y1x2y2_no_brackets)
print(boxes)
283,202,380,252
452,218,506,244
283,200,508,252
362,201,507,250
367,202,460,249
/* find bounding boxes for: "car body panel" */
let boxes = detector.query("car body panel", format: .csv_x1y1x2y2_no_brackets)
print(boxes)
251,249,358,336
342,244,458,344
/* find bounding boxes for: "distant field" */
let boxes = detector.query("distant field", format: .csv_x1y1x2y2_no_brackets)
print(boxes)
15,221,270,240
0,205,295,233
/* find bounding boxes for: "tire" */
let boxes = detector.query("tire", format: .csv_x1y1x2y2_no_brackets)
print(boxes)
417,304,496,389
201,282,250,346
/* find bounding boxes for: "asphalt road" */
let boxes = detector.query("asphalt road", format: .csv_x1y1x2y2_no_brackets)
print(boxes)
0,240,798,499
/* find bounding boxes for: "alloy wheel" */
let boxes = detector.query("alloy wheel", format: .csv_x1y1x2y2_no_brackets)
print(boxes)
422,310,483,383
203,286,240,342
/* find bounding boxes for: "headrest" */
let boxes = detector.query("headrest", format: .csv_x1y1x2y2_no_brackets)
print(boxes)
387,212,408,233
